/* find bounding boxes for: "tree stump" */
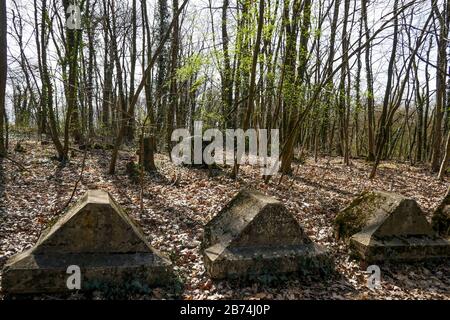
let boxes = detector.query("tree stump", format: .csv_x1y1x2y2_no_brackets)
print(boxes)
140,136,156,171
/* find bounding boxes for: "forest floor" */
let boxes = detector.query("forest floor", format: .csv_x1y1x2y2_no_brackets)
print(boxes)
0,139,449,300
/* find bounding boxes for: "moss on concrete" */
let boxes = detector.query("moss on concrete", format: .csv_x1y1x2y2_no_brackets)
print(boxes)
334,191,383,240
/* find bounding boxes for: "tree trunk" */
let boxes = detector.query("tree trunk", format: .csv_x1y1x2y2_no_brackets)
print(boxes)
62,0,82,147
361,0,375,161
438,131,450,180
0,0,6,156
431,0,449,172
108,0,188,174
338,0,350,165
86,0,95,138
221,0,233,129
231,0,265,178
140,136,157,171
167,0,179,157
42,0,65,160
125,0,138,142
369,0,399,179
280,0,311,174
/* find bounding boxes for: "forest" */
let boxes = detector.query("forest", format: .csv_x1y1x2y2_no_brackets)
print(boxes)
0,0,449,301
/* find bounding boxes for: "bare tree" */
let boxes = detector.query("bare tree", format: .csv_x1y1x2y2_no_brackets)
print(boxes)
431,0,450,172
0,0,6,156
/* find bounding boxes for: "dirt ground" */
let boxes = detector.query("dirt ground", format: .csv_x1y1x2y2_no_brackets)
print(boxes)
0,139,449,300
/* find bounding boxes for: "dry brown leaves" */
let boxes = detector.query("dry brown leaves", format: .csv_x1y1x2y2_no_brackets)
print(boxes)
0,140,448,300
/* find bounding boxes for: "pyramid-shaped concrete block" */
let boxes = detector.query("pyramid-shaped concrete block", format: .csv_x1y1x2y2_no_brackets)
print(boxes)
202,189,333,279
335,191,450,263
1,190,173,294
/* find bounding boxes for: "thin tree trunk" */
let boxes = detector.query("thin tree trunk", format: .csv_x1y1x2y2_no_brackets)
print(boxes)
361,0,375,161
109,0,189,174
167,0,180,157
0,0,6,156
431,0,449,172
438,131,450,180
221,0,233,129
42,0,65,160
125,0,138,142
62,0,82,147
232,0,264,178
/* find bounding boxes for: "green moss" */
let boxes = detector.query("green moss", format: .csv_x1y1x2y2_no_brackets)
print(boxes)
334,191,384,240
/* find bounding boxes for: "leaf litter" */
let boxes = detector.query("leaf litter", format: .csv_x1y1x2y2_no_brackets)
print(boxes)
0,140,448,300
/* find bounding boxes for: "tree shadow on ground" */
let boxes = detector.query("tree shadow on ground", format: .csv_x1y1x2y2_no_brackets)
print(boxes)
101,151,205,229
209,267,358,299
0,157,6,267
0,158,5,215
374,260,450,295
289,174,356,197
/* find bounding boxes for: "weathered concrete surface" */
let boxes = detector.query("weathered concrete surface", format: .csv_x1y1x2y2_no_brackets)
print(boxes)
334,191,434,240
335,191,450,263
1,190,173,294
432,187,450,238
202,189,333,279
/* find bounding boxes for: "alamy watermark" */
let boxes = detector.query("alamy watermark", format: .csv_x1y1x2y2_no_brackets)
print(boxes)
171,121,281,176
66,4,82,30
66,265,81,290
366,265,381,290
